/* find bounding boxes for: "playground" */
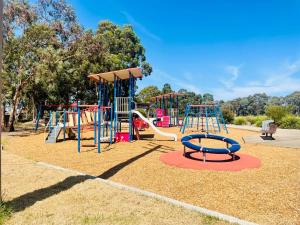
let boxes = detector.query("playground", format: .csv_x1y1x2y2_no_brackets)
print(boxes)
1,68,299,225
3,125,300,225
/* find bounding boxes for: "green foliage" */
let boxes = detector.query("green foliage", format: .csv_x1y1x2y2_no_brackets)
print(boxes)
253,116,269,127
233,115,269,127
0,201,12,225
233,117,247,125
221,107,234,124
202,93,213,103
285,91,300,114
137,86,161,103
162,83,172,94
245,116,257,125
136,109,147,117
279,116,300,129
265,105,290,123
3,0,152,131
222,92,300,116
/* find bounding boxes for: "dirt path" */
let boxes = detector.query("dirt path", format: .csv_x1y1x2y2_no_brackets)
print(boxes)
3,151,229,225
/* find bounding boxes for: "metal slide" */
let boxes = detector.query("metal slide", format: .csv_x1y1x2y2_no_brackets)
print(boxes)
131,110,177,141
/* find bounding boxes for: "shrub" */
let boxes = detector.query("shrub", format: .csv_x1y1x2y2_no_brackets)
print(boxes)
0,201,12,225
279,116,300,129
265,105,290,123
245,116,257,125
253,116,269,127
233,117,247,125
221,107,234,124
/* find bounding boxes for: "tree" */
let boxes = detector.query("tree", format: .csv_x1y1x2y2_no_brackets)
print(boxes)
137,86,161,103
3,1,152,131
4,24,59,131
285,91,300,115
202,93,213,103
265,105,290,123
3,0,81,130
221,106,234,124
162,83,172,94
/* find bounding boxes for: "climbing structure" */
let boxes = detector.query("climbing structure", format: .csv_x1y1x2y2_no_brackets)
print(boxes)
151,93,185,127
180,104,228,134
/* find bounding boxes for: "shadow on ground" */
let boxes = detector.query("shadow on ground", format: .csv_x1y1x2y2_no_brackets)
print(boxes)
9,142,174,213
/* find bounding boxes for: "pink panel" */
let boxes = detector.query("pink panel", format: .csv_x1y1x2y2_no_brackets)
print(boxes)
161,116,170,127
115,132,129,142
156,109,166,118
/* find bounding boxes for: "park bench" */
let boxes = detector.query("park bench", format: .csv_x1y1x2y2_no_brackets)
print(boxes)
261,120,277,137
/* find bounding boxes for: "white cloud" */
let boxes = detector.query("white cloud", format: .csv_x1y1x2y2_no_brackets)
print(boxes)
220,65,241,89
121,11,161,41
213,59,300,100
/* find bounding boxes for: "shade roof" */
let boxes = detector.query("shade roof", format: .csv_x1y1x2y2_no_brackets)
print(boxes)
88,68,143,83
150,92,186,101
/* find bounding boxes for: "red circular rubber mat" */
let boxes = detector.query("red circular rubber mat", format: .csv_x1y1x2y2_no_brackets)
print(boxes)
160,150,261,171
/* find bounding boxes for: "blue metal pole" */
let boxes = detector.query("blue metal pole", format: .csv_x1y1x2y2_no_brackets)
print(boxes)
205,106,209,134
98,100,101,153
128,74,133,141
35,105,41,131
213,106,221,132
176,96,179,126
55,111,58,126
218,105,228,133
63,109,66,141
113,75,117,139
181,104,190,133
110,103,113,144
94,109,97,145
49,111,52,130
77,101,81,153
155,97,158,122
169,94,172,126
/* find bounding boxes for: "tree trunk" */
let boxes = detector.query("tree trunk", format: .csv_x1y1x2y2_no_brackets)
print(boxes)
8,81,26,131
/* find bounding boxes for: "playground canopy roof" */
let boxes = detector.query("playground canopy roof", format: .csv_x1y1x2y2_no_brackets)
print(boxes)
88,68,142,83
150,92,186,101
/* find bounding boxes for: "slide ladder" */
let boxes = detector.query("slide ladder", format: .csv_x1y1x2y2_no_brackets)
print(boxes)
132,110,177,141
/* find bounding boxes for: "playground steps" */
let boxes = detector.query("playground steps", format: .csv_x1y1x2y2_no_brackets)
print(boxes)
46,124,62,143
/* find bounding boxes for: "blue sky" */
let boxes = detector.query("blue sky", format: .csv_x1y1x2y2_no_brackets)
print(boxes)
67,0,300,100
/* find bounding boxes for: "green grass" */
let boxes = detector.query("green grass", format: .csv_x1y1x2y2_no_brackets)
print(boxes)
0,201,13,225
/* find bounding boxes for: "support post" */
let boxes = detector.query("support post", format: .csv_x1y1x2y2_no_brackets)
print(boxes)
49,111,53,130
113,75,117,139
97,100,101,153
35,105,41,131
128,73,133,142
176,95,179,126
94,109,97,145
169,94,172,126
205,107,209,134
77,101,80,153
110,103,113,144
63,109,66,141
55,111,58,126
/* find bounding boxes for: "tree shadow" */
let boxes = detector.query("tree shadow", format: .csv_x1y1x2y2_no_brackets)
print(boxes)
98,144,163,179
8,175,91,213
8,142,174,213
